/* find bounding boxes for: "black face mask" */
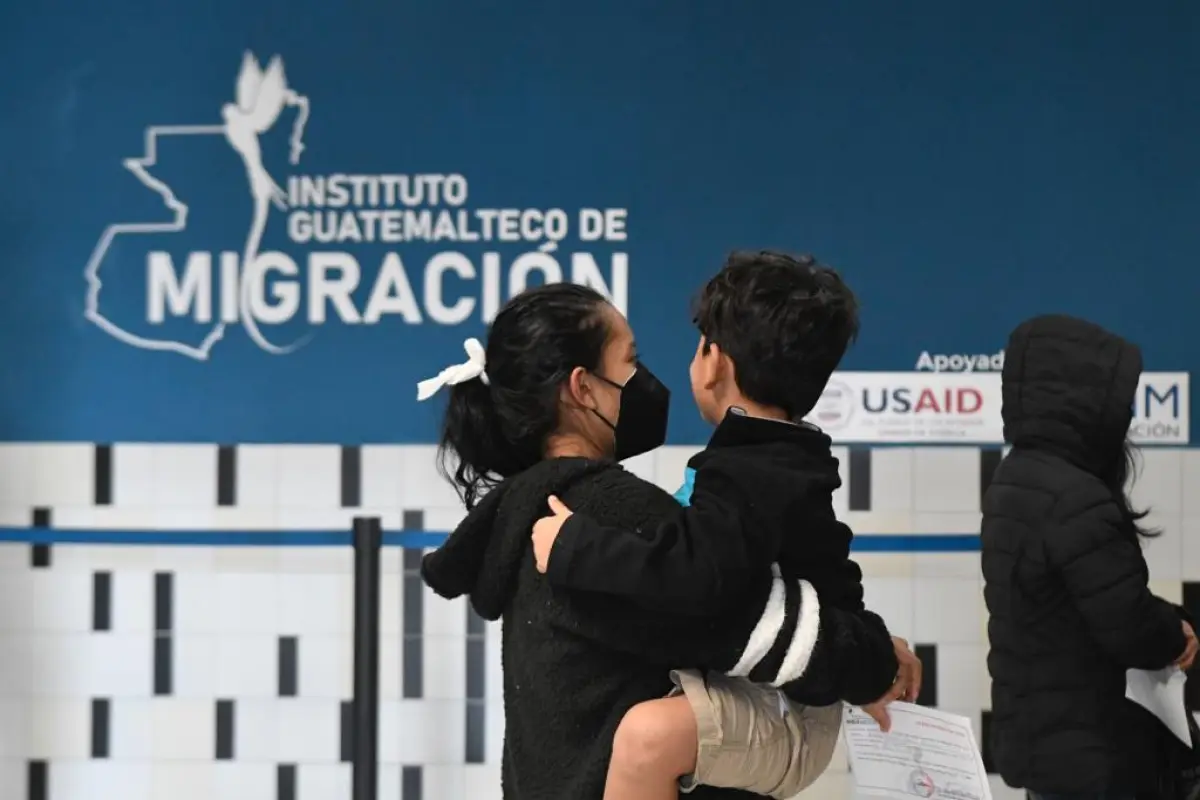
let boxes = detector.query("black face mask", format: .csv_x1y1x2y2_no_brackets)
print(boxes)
591,361,671,461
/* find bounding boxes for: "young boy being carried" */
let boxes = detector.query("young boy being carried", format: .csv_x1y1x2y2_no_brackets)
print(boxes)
532,251,920,800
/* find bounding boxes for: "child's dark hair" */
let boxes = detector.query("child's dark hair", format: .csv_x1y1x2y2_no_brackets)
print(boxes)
438,283,613,508
692,250,859,420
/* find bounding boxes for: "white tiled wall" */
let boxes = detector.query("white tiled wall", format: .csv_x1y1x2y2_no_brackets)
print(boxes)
0,443,1195,800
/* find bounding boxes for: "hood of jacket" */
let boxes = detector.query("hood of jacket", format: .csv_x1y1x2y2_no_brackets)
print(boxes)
420,457,611,620
1001,314,1141,476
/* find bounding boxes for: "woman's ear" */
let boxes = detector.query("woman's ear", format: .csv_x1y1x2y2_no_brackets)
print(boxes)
562,366,592,409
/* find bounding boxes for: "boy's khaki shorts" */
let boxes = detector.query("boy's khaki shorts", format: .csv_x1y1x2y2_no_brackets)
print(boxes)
671,669,842,800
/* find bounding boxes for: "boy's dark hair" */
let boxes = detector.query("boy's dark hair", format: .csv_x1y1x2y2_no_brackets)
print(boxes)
438,283,612,509
692,250,859,420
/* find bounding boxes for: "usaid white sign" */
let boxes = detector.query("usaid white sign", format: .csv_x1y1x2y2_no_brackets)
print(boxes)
807,372,1189,445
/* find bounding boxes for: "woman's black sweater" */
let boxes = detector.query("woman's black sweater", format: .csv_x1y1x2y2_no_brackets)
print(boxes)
422,457,855,800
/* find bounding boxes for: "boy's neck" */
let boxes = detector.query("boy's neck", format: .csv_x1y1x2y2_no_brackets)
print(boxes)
718,396,792,423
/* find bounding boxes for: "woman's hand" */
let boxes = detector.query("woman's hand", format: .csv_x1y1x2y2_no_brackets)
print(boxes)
860,637,923,732
1176,620,1198,671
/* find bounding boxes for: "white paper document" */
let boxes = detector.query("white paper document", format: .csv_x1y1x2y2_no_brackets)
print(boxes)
842,703,992,800
1126,667,1192,747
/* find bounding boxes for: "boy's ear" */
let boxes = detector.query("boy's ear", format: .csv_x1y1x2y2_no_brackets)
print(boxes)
700,340,729,390
713,344,737,386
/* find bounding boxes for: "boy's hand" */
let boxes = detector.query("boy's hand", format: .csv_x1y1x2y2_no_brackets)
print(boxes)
1177,620,1198,670
860,637,923,732
532,495,573,573
892,637,923,702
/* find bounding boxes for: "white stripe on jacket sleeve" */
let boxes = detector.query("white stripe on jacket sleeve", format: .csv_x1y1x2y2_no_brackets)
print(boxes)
725,564,822,685
770,578,821,686
726,564,787,677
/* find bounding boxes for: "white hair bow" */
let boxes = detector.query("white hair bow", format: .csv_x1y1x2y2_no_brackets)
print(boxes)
416,338,490,401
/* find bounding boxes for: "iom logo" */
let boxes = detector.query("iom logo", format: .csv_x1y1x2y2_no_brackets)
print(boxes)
1131,375,1190,444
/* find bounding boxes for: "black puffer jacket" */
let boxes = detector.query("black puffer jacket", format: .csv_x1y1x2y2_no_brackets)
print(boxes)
982,315,1188,794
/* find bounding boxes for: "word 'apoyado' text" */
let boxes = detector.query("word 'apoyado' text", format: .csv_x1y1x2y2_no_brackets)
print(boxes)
915,350,1005,373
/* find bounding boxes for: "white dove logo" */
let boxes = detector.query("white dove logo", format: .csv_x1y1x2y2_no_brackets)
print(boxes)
221,53,310,354
223,53,295,213
83,51,310,360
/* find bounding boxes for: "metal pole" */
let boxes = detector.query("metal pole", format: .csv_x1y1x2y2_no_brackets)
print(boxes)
351,516,382,800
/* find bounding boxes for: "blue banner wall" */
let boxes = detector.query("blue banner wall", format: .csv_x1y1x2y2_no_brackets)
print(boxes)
1,0,1197,444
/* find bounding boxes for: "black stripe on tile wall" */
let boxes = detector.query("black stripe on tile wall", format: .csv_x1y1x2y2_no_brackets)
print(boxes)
278,637,298,697
92,572,112,631
465,606,486,764
94,445,113,506
402,766,423,800
277,764,296,800
403,511,425,699
914,644,938,708
1187,661,1200,712
91,698,110,758
31,508,51,568
847,448,871,511
217,445,237,506
154,572,173,696
980,709,996,773
979,448,1004,501
339,700,353,762
1185,583,1200,710
153,640,172,695
340,446,361,508
215,699,234,760
154,573,173,632
1183,582,1200,628
27,760,47,800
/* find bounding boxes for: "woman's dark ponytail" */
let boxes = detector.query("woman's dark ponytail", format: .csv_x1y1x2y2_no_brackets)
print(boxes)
438,378,511,509
434,283,613,509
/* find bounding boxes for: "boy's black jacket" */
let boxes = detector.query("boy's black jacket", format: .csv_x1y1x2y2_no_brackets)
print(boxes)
422,457,777,800
547,410,899,706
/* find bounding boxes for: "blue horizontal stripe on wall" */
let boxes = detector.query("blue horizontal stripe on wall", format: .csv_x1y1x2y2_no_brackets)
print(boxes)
851,534,980,553
0,528,981,552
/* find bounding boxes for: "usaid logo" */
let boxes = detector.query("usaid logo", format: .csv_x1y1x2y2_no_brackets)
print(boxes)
804,373,1003,443
808,380,855,431
861,386,984,415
